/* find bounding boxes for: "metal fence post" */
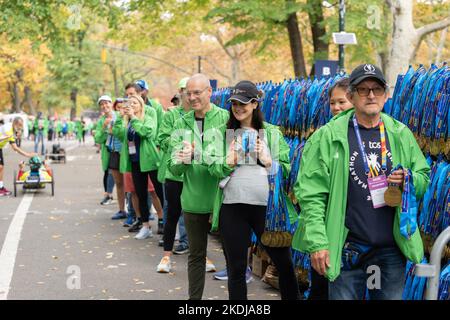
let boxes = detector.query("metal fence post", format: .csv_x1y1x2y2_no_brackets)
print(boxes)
415,226,450,300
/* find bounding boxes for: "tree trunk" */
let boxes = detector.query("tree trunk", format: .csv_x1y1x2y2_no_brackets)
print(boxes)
112,64,119,98
12,69,24,113
385,0,450,88
286,3,307,78
70,88,77,121
23,86,36,115
307,0,328,61
12,81,21,113
230,54,241,85
385,0,416,88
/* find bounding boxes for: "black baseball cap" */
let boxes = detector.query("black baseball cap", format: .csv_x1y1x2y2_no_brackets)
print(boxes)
228,80,261,104
349,64,387,87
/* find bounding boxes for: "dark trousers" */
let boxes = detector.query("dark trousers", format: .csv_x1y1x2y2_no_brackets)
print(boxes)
149,170,164,209
103,170,114,194
184,212,211,300
309,268,329,300
220,203,300,300
163,180,183,251
131,161,151,223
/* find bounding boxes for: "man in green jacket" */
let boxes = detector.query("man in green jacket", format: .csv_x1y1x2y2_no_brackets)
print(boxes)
156,77,191,273
169,74,229,300
292,64,430,300
34,112,48,155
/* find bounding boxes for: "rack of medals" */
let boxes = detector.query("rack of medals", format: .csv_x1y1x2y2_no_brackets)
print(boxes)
211,64,448,299
385,63,449,300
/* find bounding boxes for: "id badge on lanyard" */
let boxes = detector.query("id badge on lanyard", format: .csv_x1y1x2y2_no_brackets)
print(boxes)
368,175,388,208
352,116,388,209
128,141,136,155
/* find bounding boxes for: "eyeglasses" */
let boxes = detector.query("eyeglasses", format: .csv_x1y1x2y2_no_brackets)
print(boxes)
185,87,209,97
354,86,386,97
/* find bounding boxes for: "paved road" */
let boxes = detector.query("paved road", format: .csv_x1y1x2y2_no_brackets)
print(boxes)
0,137,280,300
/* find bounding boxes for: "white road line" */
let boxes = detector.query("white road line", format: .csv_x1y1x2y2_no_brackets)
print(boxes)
0,193,34,300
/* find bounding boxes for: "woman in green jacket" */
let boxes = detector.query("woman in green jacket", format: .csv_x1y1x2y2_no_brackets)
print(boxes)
113,95,160,240
94,96,116,206
208,81,300,300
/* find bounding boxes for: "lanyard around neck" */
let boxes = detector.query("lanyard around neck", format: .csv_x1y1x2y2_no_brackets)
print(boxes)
352,115,387,177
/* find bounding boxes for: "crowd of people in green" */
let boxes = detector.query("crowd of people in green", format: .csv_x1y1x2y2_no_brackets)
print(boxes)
1,64,430,301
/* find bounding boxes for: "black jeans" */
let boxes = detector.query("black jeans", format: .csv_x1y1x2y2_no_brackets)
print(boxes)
131,161,151,223
220,203,300,300
163,179,183,251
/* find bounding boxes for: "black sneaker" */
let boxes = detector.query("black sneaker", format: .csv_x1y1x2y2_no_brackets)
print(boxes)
128,219,142,233
173,244,189,255
158,236,164,247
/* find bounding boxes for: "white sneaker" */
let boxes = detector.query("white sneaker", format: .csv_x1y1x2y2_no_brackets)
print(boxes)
134,226,152,240
205,257,216,272
157,256,172,273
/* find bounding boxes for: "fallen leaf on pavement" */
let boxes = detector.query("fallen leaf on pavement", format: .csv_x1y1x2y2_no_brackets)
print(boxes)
136,289,154,293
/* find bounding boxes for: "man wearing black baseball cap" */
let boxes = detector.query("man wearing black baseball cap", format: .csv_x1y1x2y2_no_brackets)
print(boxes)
348,63,387,88
292,63,430,300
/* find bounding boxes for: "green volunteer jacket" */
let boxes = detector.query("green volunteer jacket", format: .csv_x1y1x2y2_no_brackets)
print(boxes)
168,103,229,214
94,115,111,171
112,108,161,173
157,106,189,183
208,122,299,232
75,121,83,140
34,118,49,136
55,121,62,134
68,121,75,133
146,98,164,134
292,109,430,281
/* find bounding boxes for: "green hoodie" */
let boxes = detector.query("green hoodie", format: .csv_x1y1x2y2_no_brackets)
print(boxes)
112,108,161,173
208,122,299,231
168,103,229,214
157,106,189,183
291,109,430,281
94,115,110,171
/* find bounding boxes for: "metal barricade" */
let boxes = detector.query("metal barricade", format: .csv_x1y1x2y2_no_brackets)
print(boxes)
415,226,450,300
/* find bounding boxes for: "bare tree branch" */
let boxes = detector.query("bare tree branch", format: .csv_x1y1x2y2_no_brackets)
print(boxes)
417,17,450,39
435,27,448,64
203,58,232,82
214,31,235,60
